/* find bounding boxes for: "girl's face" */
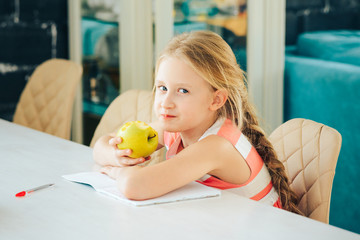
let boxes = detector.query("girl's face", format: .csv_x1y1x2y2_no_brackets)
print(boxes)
154,57,217,135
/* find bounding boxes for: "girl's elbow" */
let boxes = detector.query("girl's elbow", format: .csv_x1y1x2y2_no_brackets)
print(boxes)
119,176,149,200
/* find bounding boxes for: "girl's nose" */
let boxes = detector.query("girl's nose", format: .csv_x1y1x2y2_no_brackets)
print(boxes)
161,94,175,109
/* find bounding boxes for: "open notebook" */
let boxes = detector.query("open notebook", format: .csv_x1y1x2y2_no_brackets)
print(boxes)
62,172,221,206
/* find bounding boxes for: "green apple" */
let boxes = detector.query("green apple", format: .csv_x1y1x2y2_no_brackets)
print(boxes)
116,121,158,158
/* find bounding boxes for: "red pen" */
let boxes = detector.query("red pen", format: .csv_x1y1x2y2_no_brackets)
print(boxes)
15,183,54,197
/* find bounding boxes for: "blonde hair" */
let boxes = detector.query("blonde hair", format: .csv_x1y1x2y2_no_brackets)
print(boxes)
156,31,302,215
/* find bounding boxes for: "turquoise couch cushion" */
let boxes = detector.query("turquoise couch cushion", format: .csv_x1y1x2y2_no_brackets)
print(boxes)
284,55,360,234
297,30,360,67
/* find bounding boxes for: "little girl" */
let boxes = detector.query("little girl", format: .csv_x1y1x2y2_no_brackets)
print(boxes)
93,31,302,214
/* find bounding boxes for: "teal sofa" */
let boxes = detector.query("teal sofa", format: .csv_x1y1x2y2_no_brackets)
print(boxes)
284,30,360,234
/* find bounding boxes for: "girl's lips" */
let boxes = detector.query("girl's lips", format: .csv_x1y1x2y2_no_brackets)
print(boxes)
161,114,176,119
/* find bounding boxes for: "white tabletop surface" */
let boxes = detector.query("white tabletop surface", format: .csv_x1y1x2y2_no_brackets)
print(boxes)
1,119,359,240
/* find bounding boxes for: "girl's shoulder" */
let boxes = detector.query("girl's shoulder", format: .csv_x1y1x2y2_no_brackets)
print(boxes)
199,118,242,146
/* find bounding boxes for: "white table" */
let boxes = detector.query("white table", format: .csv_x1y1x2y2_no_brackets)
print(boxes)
1,119,359,240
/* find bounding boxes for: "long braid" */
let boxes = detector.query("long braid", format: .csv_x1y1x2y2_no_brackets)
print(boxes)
241,103,303,215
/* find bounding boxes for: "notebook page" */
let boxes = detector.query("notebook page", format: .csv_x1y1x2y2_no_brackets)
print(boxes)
62,172,221,206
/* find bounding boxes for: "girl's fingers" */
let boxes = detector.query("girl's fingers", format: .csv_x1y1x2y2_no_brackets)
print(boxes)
109,137,122,146
117,157,145,167
108,138,115,145
100,166,117,179
115,149,132,158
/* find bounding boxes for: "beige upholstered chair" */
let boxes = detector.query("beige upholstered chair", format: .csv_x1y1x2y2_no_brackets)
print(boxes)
90,89,165,166
13,59,82,140
269,118,342,223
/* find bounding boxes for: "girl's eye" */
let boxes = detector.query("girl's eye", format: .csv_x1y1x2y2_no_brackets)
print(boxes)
179,88,188,94
158,86,167,92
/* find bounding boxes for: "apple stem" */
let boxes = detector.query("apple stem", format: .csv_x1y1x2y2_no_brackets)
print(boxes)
148,134,157,140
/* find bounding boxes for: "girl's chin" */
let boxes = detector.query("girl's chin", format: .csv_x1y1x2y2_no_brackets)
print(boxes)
160,122,181,133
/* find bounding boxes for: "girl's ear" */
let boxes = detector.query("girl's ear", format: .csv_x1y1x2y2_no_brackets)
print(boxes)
210,89,228,111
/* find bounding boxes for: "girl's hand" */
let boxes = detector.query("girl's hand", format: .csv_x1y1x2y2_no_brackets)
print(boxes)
99,164,142,180
99,165,122,179
93,133,151,168
108,136,150,167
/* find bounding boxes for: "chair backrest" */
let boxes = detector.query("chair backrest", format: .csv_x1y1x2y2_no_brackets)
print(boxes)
269,118,342,223
90,89,165,166
13,59,82,140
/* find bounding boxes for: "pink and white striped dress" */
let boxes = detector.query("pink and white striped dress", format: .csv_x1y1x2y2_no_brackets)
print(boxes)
164,118,282,208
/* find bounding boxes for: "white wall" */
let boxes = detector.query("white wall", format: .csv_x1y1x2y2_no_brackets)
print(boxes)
247,0,286,133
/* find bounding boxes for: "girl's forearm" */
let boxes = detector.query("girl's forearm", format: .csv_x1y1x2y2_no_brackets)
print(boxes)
115,166,147,200
93,135,115,166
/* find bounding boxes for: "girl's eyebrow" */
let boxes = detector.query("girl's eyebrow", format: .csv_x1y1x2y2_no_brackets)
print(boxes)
155,79,192,88
176,83,192,88
155,79,165,84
